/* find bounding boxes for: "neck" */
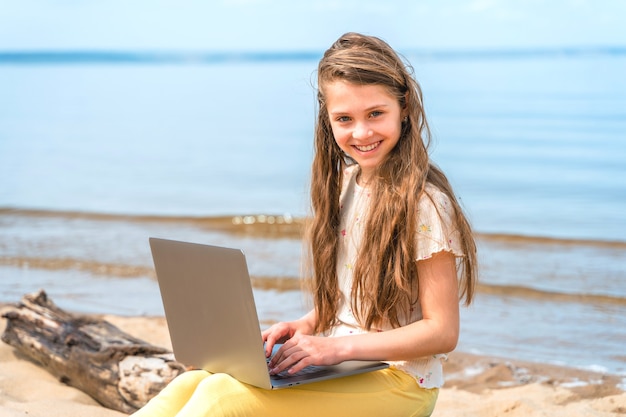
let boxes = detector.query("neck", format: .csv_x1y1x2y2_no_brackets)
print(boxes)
357,167,374,186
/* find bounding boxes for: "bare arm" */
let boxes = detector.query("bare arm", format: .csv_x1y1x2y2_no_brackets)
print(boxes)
268,251,460,374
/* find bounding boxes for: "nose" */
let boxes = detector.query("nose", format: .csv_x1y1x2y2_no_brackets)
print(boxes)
352,122,373,139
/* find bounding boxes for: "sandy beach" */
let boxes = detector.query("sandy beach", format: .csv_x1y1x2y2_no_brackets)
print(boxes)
1,304,624,417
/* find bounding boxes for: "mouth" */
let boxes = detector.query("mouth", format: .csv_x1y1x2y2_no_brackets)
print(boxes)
354,141,381,152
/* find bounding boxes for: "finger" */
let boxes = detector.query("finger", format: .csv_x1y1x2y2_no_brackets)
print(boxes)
284,356,314,375
262,325,288,357
264,332,283,358
267,342,285,367
269,350,308,375
268,341,298,369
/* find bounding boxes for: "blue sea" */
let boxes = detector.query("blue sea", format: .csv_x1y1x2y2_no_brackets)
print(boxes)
1,48,625,379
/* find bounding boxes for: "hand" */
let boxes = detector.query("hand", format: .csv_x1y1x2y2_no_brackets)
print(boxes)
262,311,317,359
267,334,343,376
261,321,298,357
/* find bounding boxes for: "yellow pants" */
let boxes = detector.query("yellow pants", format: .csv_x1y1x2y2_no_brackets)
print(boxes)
131,368,438,417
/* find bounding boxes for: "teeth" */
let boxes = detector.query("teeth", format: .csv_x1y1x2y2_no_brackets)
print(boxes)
355,141,380,152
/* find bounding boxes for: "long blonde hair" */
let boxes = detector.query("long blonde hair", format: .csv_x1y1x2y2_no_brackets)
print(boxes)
307,33,477,334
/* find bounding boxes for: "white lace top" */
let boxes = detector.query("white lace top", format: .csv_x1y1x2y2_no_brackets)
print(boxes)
327,165,465,389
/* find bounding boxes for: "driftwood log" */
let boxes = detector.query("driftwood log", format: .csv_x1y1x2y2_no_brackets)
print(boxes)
1,290,186,414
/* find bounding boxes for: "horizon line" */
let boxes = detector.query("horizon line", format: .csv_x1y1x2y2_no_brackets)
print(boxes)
1,45,625,65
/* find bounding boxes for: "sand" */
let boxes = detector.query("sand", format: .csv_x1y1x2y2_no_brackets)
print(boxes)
1,306,624,417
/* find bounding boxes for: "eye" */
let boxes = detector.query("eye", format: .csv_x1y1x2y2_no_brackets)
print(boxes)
336,116,351,122
369,110,383,118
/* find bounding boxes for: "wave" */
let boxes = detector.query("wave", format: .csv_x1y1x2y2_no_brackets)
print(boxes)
0,207,305,238
1,255,624,306
1,46,625,65
477,283,626,307
0,256,155,279
2,207,625,248
0,256,301,291
476,232,626,249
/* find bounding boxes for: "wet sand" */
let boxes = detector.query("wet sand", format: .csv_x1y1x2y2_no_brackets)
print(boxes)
1,305,624,417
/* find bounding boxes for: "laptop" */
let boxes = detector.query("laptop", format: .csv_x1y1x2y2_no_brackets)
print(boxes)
149,237,389,389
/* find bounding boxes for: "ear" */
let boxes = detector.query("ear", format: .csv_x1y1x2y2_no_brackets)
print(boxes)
401,92,410,118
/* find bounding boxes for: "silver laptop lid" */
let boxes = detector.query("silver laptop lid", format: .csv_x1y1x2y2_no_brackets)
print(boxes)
149,237,272,389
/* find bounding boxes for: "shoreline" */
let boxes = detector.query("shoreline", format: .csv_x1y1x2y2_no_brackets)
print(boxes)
1,305,625,416
3,207,626,246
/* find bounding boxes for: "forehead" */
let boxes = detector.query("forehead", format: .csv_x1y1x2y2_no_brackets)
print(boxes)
324,81,397,112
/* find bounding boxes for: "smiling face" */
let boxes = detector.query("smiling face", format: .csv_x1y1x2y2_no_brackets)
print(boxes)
325,80,406,184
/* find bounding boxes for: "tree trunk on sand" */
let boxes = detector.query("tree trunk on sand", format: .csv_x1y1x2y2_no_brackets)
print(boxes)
1,290,186,414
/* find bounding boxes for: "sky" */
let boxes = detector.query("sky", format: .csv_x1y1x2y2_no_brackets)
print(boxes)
0,0,625,52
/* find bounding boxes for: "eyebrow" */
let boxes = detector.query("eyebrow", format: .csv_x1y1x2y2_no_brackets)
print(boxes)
329,104,390,116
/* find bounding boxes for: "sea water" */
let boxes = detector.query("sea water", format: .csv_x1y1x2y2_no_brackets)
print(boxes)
1,49,625,376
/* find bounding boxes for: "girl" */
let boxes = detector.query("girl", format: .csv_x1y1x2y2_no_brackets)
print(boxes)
132,32,477,417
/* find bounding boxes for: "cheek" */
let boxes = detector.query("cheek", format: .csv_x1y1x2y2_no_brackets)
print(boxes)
330,126,347,145
390,121,404,141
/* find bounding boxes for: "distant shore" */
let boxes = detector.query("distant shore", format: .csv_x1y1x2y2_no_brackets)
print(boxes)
1,304,624,417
